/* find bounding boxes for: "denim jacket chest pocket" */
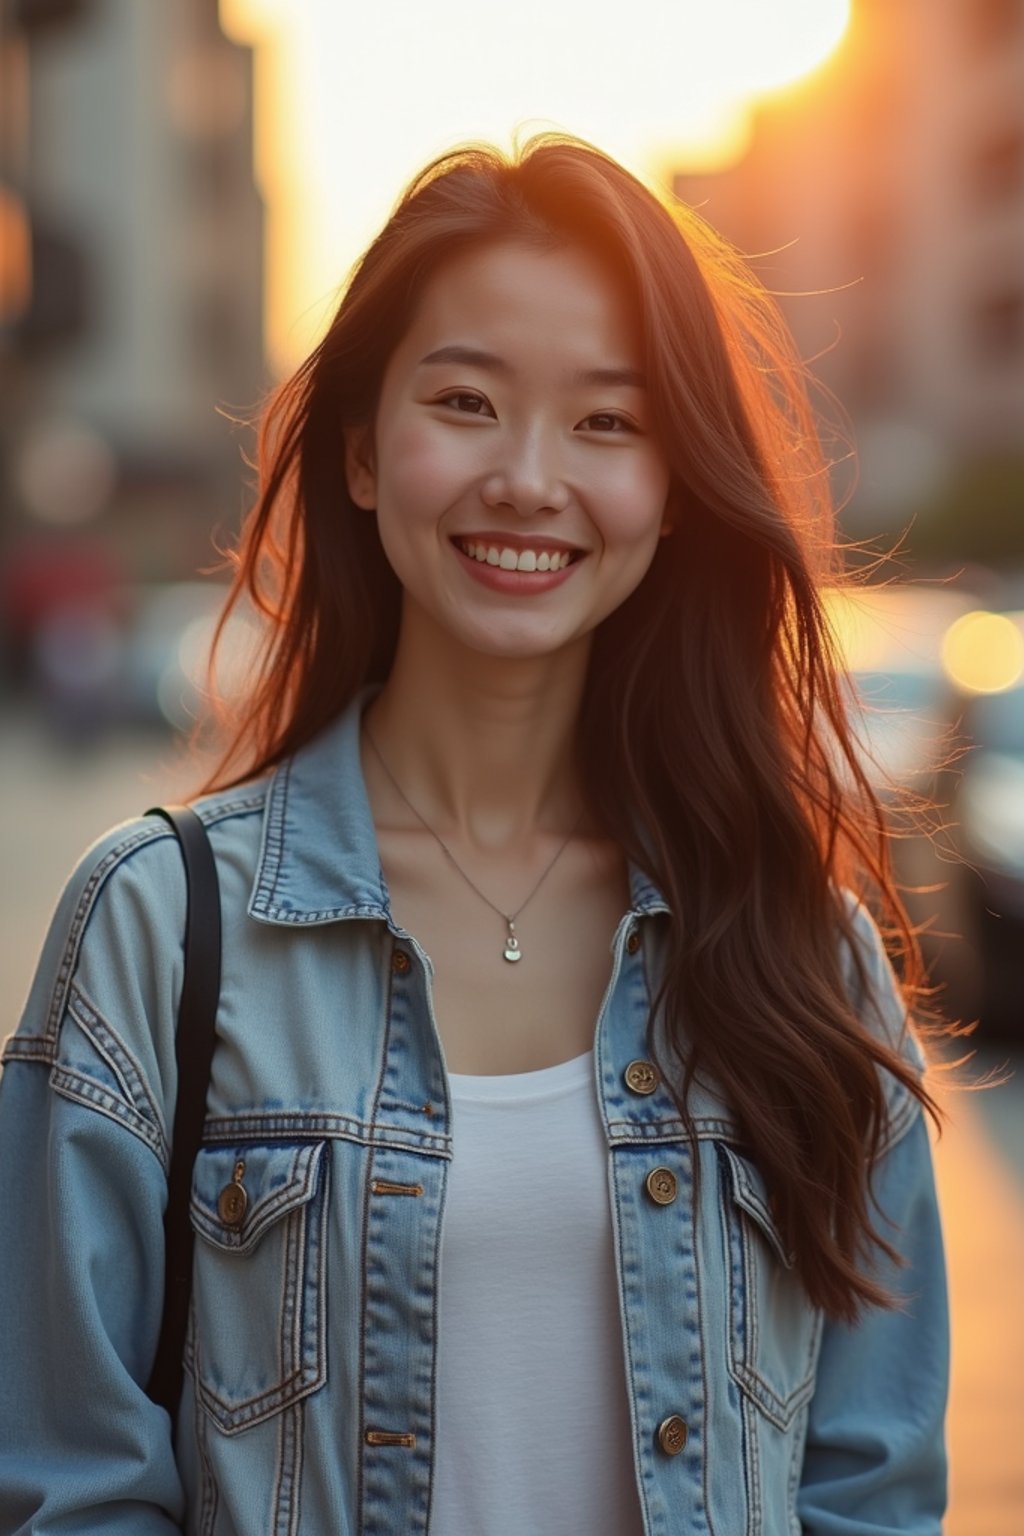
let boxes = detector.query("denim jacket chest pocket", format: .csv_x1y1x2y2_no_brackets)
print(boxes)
187,1141,330,1434
716,1142,822,1431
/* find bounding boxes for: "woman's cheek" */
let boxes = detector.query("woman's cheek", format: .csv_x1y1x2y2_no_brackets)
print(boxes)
596,485,670,548
587,449,670,520
380,418,476,513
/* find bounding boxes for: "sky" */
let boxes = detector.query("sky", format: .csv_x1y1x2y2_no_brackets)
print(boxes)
219,0,851,374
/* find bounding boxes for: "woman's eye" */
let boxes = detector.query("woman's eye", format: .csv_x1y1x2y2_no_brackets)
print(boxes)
580,412,635,433
439,391,493,416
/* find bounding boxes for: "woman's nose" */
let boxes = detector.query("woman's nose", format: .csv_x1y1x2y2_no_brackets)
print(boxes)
480,426,570,517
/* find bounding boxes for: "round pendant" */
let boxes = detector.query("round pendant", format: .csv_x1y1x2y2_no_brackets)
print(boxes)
503,935,522,963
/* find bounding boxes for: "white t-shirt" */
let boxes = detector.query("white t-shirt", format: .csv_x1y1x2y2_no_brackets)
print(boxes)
430,1050,645,1536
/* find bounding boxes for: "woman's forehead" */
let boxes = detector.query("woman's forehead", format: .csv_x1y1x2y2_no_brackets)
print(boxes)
398,241,645,369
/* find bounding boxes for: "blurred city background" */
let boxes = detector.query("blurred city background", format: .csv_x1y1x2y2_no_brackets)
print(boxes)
1,0,1022,1528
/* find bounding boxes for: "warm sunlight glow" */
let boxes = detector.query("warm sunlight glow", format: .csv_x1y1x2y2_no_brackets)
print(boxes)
724,2,851,92
221,0,852,372
826,593,898,674
824,588,972,677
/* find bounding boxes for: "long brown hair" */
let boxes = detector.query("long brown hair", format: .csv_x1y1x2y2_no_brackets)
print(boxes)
203,131,952,1322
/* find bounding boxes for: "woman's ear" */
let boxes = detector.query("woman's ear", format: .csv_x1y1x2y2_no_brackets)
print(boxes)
343,425,378,510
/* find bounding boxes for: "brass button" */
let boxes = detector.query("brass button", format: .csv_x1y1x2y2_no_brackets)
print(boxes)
217,1160,248,1228
645,1166,677,1205
391,948,411,974
624,1059,658,1096
657,1414,688,1456
625,928,641,955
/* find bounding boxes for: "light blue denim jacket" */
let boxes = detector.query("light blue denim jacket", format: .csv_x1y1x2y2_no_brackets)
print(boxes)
0,686,948,1535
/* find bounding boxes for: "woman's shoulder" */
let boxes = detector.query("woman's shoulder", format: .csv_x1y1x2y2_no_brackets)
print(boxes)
5,781,271,1074
57,780,270,942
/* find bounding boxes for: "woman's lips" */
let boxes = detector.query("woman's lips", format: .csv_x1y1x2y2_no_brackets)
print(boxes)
450,539,584,593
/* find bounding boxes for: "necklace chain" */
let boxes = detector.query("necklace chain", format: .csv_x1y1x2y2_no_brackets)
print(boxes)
363,724,585,963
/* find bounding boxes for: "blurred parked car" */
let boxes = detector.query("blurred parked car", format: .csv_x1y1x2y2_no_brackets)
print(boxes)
119,581,231,729
30,580,257,738
825,584,979,1017
944,648,1024,1036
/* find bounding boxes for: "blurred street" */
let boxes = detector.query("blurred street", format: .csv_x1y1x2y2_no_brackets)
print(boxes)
2,1,1023,1528
1,710,1021,1533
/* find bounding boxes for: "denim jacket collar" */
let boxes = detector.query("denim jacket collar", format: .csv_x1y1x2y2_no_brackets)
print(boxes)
247,684,669,927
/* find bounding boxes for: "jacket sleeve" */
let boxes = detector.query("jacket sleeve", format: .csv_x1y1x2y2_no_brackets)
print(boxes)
797,898,949,1534
0,818,188,1535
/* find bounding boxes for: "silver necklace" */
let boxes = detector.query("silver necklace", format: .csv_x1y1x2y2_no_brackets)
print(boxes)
364,724,585,963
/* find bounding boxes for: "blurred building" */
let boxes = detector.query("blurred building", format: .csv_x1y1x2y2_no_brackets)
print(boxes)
0,0,264,679
674,0,1024,559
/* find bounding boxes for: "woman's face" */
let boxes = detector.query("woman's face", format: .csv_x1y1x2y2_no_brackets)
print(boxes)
344,239,673,662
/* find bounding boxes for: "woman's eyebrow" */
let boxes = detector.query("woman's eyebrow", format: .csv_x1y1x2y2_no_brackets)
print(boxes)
579,364,647,389
418,344,509,373
417,344,646,390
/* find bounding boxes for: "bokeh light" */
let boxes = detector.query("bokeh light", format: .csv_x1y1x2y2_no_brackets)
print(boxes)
0,186,31,325
942,611,1024,695
15,422,118,527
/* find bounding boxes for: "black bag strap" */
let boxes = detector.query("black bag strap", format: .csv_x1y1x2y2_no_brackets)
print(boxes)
144,804,222,1426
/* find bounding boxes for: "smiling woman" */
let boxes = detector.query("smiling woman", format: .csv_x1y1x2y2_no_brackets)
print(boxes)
0,132,950,1536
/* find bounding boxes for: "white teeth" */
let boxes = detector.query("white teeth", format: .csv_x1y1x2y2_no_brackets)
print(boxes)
458,540,574,572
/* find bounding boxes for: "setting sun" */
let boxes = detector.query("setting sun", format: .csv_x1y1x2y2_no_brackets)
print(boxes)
721,1,851,91
222,0,851,372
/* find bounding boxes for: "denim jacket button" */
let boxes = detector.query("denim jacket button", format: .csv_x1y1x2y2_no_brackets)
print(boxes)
391,948,411,975
217,1161,248,1228
657,1415,689,1456
624,1059,659,1095
625,927,641,954
645,1167,677,1205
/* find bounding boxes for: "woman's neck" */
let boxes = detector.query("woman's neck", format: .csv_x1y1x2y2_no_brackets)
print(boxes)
361,611,594,853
